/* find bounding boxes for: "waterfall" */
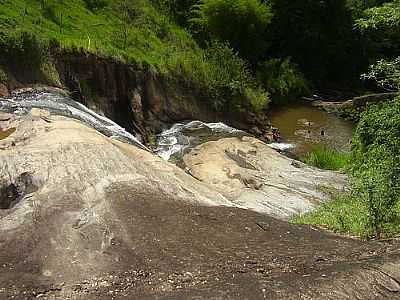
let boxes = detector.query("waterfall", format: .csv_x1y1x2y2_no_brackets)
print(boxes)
0,88,148,150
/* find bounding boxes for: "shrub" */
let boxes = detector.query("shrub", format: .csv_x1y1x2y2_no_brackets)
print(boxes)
297,98,400,239
203,42,269,111
351,98,400,237
191,0,273,61
256,58,309,104
42,2,61,25
151,0,199,25
168,41,270,112
353,145,400,238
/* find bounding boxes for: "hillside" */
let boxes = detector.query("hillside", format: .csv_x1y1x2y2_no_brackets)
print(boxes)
0,0,267,113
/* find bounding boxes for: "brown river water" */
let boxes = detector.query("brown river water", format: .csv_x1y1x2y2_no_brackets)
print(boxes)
0,127,15,141
269,102,355,157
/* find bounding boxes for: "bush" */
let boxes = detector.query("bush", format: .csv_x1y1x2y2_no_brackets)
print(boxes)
191,0,273,61
303,146,350,171
41,1,61,25
152,0,199,25
350,98,400,238
353,145,400,238
169,41,270,112
203,42,269,111
256,58,309,104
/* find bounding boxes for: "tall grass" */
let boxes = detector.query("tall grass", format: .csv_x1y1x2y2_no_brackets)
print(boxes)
293,192,370,237
303,145,350,171
293,190,400,239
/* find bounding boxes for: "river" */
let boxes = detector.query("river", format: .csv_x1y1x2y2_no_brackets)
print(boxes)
269,102,355,157
0,88,354,160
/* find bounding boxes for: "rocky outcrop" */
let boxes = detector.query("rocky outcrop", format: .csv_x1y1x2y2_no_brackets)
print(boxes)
2,50,272,143
1,110,400,299
183,137,347,219
53,52,267,142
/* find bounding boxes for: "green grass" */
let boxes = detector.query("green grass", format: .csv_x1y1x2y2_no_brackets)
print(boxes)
293,191,400,239
0,0,268,112
0,0,197,69
302,145,351,171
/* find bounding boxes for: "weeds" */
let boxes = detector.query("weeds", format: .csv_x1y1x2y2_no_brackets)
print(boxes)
303,145,350,171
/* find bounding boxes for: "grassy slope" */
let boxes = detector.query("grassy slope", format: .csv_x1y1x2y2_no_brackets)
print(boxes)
293,192,400,239
0,0,199,69
0,0,268,111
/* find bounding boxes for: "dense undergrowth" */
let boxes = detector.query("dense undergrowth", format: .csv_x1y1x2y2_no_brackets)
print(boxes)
293,0,400,240
297,96,400,239
1,0,390,111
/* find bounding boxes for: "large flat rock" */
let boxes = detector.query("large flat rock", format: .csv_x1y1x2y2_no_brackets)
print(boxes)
0,111,399,299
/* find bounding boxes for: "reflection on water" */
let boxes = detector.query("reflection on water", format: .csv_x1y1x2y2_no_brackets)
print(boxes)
0,127,16,140
269,102,355,157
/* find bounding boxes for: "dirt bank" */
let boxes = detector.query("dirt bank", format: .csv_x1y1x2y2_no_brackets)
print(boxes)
1,50,271,142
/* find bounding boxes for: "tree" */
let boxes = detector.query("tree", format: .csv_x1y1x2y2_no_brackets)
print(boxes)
152,0,199,25
356,1,400,60
362,57,400,91
191,0,273,62
266,0,360,86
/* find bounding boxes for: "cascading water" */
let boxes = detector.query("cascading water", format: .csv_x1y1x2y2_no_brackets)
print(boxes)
0,87,147,150
155,121,248,160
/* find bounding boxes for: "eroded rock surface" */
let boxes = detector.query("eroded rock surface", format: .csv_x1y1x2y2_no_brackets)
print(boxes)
183,137,347,219
0,111,400,299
